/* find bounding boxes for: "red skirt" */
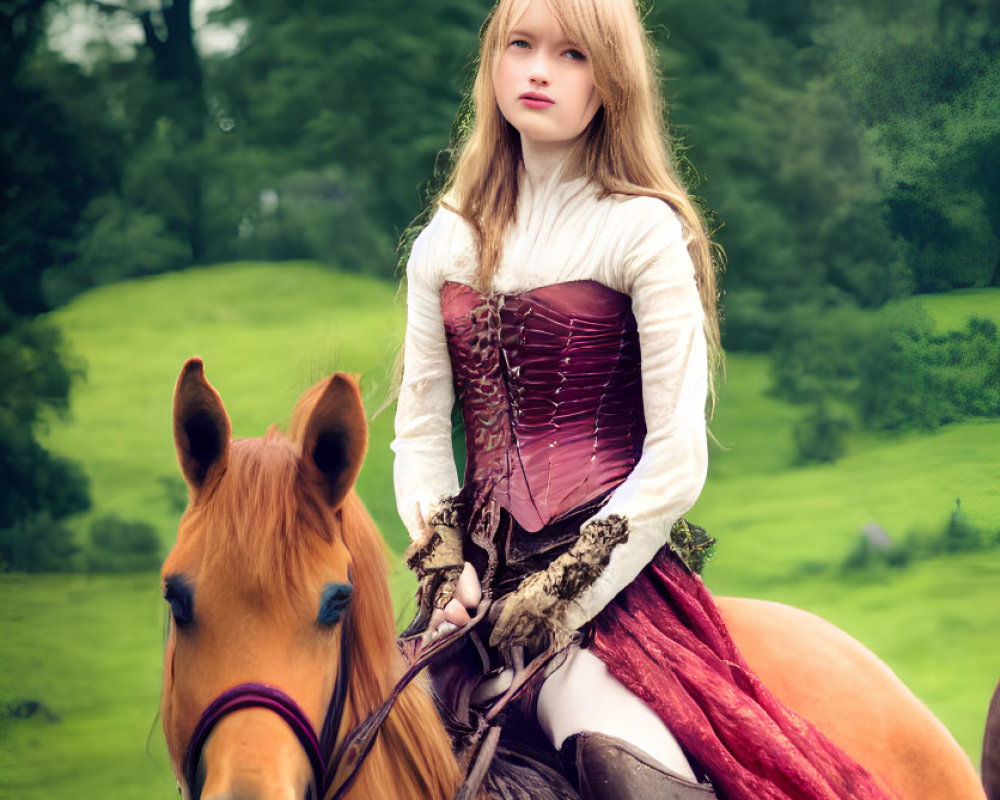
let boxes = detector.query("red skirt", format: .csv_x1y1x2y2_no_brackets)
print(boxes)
588,550,894,799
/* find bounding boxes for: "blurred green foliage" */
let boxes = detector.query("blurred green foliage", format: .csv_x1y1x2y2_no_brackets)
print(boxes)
84,514,161,572
0,319,90,570
771,302,1000,460
842,500,999,573
7,0,998,313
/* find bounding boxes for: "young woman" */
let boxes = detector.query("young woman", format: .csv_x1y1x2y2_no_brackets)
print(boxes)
392,1,888,797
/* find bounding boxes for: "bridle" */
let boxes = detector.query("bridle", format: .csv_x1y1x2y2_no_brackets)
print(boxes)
182,615,353,800
180,595,559,800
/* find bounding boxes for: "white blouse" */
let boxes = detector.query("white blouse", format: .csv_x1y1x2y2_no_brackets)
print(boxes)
392,168,709,629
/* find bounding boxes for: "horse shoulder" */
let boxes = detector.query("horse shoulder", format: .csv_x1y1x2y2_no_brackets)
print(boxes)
715,596,985,800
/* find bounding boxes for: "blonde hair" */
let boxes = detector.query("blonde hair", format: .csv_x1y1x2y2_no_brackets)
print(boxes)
436,0,723,395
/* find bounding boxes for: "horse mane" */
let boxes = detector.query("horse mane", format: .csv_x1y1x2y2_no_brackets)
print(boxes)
336,491,461,799
177,430,342,616
176,379,460,799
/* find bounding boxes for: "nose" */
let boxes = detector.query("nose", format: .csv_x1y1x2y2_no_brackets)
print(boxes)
528,54,550,85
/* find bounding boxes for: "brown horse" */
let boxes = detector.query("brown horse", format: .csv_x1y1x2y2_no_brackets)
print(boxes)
163,359,461,799
985,680,1000,800
162,358,986,800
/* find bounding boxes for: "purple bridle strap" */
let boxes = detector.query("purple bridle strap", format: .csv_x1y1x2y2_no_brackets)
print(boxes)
182,616,352,798
183,683,325,796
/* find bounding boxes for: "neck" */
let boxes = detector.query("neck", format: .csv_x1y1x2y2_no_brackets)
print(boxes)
519,137,577,191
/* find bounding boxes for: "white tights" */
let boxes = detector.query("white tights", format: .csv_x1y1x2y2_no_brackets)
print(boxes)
536,645,697,782
438,567,696,781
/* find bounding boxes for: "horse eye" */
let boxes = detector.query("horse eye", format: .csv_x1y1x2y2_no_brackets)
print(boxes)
164,575,195,628
318,582,353,627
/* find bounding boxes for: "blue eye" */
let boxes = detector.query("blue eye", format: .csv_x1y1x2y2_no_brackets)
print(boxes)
510,39,530,49
564,48,586,61
164,575,195,628
318,582,353,627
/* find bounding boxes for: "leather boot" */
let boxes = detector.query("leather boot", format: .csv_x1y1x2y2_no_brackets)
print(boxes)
562,731,717,800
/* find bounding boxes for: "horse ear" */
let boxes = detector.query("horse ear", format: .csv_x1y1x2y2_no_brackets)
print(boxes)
298,373,368,508
173,358,231,499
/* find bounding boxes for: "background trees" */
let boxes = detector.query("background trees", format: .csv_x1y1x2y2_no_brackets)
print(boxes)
14,0,998,307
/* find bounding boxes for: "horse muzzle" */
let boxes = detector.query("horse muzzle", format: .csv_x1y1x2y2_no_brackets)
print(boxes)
183,684,326,800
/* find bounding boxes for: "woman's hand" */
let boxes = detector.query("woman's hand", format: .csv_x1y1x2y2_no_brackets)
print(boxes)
488,571,572,658
429,561,481,636
400,510,466,638
487,515,630,658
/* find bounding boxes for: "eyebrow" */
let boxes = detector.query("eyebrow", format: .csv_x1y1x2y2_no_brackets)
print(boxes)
508,29,581,49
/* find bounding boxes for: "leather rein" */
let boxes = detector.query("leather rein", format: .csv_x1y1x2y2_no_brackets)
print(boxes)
182,601,561,800
180,610,489,800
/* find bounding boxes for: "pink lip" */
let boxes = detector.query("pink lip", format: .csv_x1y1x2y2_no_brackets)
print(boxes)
520,92,554,109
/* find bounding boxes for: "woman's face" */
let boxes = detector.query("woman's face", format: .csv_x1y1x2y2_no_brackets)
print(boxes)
494,0,602,154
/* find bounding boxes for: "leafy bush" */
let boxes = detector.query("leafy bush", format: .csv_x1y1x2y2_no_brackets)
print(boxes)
0,318,90,572
842,534,913,572
793,401,852,463
0,512,79,573
773,302,1000,460
841,500,997,573
859,310,1000,430
84,514,161,573
42,195,191,306
770,304,873,405
938,501,992,555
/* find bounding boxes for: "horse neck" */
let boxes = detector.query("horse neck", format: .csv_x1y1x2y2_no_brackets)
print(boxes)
337,495,461,799
343,685,461,800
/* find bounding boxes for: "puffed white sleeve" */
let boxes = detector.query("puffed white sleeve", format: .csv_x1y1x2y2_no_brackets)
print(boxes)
562,200,709,630
390,221,461,545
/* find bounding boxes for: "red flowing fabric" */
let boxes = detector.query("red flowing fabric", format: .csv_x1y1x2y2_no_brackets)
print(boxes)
589,551,895,800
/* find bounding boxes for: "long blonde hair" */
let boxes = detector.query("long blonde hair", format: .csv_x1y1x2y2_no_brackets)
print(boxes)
435,0,723,394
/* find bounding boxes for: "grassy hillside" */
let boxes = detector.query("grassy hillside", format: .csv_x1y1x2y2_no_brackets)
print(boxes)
916,287,1000,329
3,267,998,798
40,261,410,551
696,356,1000,587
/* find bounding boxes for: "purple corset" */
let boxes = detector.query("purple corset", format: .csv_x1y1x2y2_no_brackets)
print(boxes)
440,279,645,540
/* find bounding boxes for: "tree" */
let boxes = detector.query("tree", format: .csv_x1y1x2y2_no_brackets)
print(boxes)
645,0,903,349
817,0,1000,292
85,0,207,260
0,0,95,569
205,0,487,272
0,319,90,571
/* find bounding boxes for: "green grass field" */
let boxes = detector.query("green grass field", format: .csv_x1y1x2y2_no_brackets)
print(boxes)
2,265,998,798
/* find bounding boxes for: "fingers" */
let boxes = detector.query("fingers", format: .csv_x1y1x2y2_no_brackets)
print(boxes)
428,607,447,632
454,561,482,609
443,597,471,626
433,577,457,610
404,561,482,642
429,607,460,638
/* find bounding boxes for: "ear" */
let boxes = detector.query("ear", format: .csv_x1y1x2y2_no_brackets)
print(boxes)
298,374,368,508
173,358,231,499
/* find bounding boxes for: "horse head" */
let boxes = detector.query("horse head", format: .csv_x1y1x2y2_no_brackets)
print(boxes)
162,358,370,800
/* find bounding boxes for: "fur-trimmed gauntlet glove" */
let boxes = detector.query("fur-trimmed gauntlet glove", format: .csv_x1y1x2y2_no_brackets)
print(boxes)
488,515,630,659
400,503,465,638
